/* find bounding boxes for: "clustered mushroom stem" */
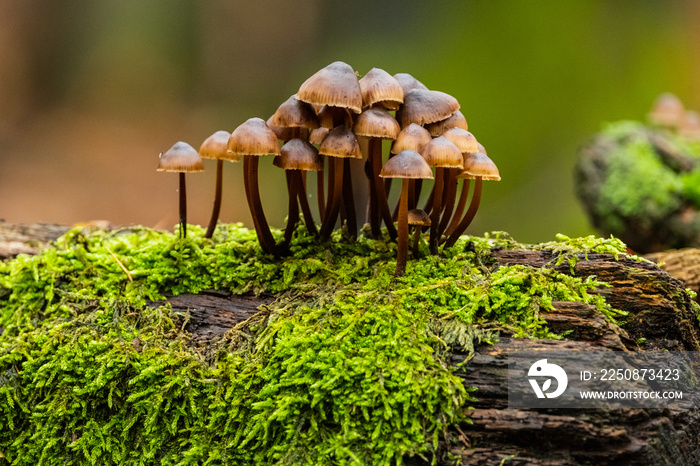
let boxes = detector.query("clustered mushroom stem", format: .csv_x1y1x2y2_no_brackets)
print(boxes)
342,157,358,238
412,225,422,256
317,158,326,222
395,179,410,277
179,172,187,239
320,157,344,240
281,170,301,249
370,137,397,240
367,142,381,237
444,176,482,249
297,171,318,236
429,167,445,254
204,159,224,239
444,178,471,237
243,155,277,254
437,168,458,238
410,179,423,211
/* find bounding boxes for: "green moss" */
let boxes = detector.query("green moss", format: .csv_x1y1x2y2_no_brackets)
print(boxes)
0,225,623,465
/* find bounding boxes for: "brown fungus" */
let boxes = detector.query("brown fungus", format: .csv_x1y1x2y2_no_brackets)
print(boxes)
157,141,204,239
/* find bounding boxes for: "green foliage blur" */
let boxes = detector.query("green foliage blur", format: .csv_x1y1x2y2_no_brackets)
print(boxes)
0,0,698,243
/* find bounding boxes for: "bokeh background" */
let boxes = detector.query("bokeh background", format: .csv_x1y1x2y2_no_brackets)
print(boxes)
1,0,699,244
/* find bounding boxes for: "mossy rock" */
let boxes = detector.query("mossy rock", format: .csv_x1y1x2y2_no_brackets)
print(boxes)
575,121,700,253
0,225,686,465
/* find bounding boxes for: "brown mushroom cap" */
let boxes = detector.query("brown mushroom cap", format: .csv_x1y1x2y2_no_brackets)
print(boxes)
425,110,468,137
157,141,205,172
309,126,330,145
274,139,323,171
396,89,460,128
459,152,500,180
477,142,487,154
648,93,685,127
393,73,429,95
270,95,319,130
391,123,432,154
296,61,363,113
379,150,433,179
354,108,401,139
199,131,238,161
441,127,479,154
318,125,362,159
407,208,431,226
420,136,464,169
227,117,281,157
359,68,404,110
266,116,295,141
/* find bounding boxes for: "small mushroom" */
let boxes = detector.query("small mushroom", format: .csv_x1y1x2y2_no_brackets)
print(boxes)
317,125,362,240
156,142,204,238
199,130,236,239
420,136,463,254
359,68,404,111
354,107,400,239
390,123,432,210
227,118,281,254
379,150,433,277
444,151,500,249
648,93,685,129
395,88,460,128
393,73,429,95
425,110,468,137
274,139,323,249
296,61,363,114
408,208,430,256
439,128,479,237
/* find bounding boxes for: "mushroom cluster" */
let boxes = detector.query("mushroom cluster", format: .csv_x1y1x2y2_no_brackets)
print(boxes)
157,61,500,276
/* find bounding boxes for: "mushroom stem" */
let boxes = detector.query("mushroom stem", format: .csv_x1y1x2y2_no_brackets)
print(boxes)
320,157,344,240
444,176,482,249
412,225,422,256
367,141,381,237
179,172,187,238
342,157,357,238
243,155,277,254
369,138,397,240
444,178,471,237
396,179,409,277
281,170,301,249
204,159,224,239
317,157,326,222
412,179,424,211
297,171,318,236
429,167,445,254
437,168,458,238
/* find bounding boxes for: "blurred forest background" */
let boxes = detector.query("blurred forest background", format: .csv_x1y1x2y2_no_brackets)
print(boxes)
0,0,699,243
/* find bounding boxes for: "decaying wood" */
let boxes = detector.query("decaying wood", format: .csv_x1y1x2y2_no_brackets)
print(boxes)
4,223,700,465
646,248,700,296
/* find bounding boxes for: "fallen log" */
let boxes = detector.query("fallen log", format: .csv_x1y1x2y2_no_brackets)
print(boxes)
2,223,699,465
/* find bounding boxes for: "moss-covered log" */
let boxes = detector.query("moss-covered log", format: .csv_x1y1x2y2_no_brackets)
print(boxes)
1,224,699,465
